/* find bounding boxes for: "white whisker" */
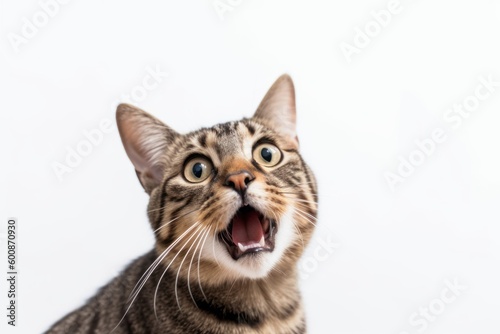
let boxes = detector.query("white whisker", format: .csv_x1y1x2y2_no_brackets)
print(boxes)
187,227,210,307
285,197,319,206
211,223,221,267
275,180,317,190
154,223,201,319
175,225,206,310
128,247,168,302
113,222,199,332
153,208,198,234
197,225,212,301
292,208,318,228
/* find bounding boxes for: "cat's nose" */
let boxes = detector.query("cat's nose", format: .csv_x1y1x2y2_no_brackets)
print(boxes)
225,171,255,196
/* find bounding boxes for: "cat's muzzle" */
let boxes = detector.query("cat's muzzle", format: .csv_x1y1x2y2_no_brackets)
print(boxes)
218,205,277,260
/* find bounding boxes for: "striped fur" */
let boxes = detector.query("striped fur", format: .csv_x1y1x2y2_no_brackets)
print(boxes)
46,75,318,334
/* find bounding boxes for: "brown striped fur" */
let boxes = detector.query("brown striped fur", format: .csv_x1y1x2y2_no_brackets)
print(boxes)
46,75,318,334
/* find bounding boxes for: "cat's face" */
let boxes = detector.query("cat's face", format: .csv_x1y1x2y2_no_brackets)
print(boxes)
117,75,317,281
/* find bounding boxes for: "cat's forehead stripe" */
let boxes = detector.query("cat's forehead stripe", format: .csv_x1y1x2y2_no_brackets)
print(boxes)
184,121,253,162
243,122,256,135
198,132,207,148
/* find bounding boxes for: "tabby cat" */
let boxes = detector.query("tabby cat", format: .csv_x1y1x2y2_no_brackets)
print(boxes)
46,74,318,334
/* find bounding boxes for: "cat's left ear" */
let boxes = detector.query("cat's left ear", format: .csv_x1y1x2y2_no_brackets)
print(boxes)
253,74,298,148
116,104,178,193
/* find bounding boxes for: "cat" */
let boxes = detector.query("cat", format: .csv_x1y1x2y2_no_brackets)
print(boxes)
45,74,318,334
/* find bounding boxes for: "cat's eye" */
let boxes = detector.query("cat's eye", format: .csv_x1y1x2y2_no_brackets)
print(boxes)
184,157,213,183
253,143,282,167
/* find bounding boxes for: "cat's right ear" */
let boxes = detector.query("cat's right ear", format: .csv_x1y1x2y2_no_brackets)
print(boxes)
116,104,178,193
253,74,299,148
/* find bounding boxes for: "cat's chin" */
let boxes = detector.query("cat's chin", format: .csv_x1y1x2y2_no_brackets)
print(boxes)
203,207,295,280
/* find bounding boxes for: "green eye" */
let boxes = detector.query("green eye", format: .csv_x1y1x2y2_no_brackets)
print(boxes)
184,157,212,183
253,144,282,167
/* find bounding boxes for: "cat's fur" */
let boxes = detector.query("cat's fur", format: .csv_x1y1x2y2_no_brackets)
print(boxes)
46,75,318,334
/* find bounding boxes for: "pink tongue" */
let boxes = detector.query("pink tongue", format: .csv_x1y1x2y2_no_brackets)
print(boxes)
231,210,264,245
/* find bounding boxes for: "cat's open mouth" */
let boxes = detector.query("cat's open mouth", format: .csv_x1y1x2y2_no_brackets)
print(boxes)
218,206,277,260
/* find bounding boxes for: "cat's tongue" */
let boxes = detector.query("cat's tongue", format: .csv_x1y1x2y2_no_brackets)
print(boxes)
231,210,264,246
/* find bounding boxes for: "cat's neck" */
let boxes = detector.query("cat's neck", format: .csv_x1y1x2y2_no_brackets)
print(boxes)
180,268,303,329
189,264,301,309
143,250,304,333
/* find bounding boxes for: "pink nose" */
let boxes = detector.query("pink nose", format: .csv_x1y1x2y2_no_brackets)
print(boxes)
225,171,255,195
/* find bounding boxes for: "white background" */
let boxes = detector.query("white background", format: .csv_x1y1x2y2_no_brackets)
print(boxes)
1,0,500,333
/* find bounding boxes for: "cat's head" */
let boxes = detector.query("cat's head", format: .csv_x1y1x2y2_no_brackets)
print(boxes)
116,75,317,282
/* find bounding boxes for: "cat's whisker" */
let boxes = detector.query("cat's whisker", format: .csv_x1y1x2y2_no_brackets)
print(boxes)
154,222,201,319
129,222,199,304
212,222,221,268
288,201,320,218
267,209,282,236
274,180,317,190
187,227,211,307
266,209,303,276
113,222,199,332
279,190,320,198
285,197,319,206
281,210,305,258
292,208,318,228
147,204,168,214
174,225,206,311
279,211,304,251
284,195,320,212
128,246,169,302
292,204,319,221
282,191,314,201
227,276,238,295
131,222,199,301
273,266,286,276
153,208,198,234
291,219,305,252
197,225,212,302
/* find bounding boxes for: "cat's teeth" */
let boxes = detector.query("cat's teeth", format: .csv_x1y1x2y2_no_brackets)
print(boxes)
259,235,265,247
238,243,256,252
237,236,266,252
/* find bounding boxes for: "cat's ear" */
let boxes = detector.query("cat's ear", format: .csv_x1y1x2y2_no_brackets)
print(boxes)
116,104,178,193
253,74,298,148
